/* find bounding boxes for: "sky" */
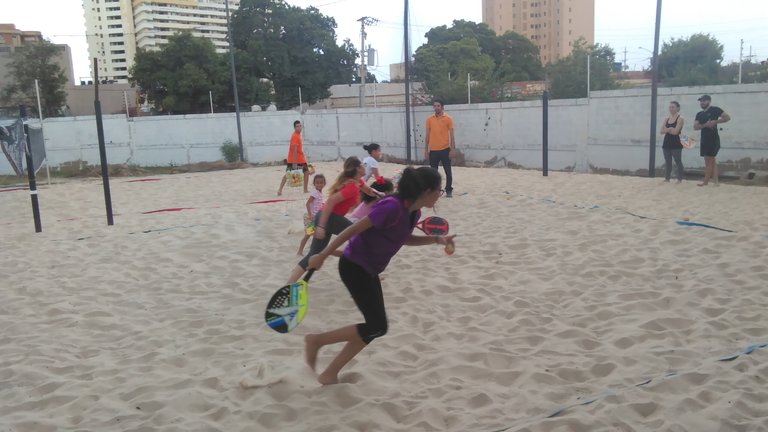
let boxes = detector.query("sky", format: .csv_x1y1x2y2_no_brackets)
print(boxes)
2,0,767,84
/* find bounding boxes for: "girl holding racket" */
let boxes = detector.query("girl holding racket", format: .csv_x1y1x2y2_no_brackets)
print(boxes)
286,156,382,283
305,167,455,385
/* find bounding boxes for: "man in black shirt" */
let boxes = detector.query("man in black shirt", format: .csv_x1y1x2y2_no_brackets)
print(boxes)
693,95,731,186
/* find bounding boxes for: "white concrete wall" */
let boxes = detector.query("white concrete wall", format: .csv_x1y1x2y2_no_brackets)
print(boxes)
2,83,767,175
587,83,768,171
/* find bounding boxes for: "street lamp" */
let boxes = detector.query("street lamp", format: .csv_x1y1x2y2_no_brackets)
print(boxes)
224,0,244,161
638,47,655,69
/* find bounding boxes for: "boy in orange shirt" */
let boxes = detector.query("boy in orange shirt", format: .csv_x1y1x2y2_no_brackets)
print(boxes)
424,98,456,197
278,120,309,195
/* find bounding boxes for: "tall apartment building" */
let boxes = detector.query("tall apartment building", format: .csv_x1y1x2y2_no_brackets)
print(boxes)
482,0,594,64
83,0,239,83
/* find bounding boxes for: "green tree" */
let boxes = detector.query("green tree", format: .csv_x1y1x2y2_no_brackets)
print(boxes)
129,32,229,114
413,38,496,104
1,40,68,117
547,38,619,99
412,20,543,104
231,0,357,109
657,33,723,86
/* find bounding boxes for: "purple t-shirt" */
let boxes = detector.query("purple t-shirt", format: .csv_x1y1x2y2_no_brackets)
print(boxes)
342,196,420,275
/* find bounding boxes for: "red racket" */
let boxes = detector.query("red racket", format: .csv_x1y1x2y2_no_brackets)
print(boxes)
416,216,449,236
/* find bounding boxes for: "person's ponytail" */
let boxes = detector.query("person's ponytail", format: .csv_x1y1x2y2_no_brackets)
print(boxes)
363,143,381,155
395,166,441,203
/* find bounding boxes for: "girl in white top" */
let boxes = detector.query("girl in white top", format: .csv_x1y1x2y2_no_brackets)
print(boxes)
362,143,381,182
298,174,326,255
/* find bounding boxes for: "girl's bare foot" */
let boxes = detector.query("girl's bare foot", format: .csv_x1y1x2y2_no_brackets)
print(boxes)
318,371,339,385
304,335,320,372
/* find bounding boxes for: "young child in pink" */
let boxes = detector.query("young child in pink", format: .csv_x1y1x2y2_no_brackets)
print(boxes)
298,174,326,255
348,177,394,222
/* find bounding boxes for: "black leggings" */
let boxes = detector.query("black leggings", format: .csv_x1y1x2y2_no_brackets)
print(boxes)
298,212,352,270
663,148,684,181
338,256,388,344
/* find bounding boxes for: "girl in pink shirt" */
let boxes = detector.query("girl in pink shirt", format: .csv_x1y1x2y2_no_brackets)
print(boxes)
348,177,394,222
298,174,326,255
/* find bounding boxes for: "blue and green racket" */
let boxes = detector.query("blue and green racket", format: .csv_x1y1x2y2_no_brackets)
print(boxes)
265,270,314,333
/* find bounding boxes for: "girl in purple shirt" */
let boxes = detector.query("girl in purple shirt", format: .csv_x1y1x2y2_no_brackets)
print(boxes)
306,167,455,385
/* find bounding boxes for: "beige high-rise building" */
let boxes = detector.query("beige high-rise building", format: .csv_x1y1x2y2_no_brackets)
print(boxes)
83,0,239,83
482,0,594,64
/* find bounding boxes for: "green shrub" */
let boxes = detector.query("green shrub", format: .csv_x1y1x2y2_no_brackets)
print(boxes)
220,140,240,163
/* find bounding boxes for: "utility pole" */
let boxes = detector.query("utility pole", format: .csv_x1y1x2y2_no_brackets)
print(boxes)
357,16,379,108
739,39,744,84
623,47,628,71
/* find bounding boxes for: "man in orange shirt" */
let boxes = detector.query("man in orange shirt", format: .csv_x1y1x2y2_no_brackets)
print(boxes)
424,98,455,197
278,120,309,195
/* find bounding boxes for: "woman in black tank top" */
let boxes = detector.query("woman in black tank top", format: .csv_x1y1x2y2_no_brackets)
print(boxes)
660,101,685,183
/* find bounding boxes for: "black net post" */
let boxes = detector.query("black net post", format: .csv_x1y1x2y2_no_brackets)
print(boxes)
20,105,42,232
542,90,549,177
94,58,114,225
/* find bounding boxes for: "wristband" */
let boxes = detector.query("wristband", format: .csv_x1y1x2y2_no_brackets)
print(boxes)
316,225,325,229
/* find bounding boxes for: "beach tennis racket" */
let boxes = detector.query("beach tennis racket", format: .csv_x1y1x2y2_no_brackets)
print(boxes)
265,270,314,333
416,216,449,236
680,134,696,149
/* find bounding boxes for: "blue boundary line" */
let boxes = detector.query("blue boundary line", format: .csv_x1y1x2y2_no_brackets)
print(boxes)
490,342,767,431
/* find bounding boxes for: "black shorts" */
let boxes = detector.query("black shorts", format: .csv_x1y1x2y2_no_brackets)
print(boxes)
700,139,720,157
338,256,387,344
286,162,309,173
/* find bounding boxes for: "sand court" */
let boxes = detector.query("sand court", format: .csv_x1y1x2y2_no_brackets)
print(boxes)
1,162,767,431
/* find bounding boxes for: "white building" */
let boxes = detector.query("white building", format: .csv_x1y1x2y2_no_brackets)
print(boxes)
83,0,239,84
133,0,238,53
83,0,137,83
